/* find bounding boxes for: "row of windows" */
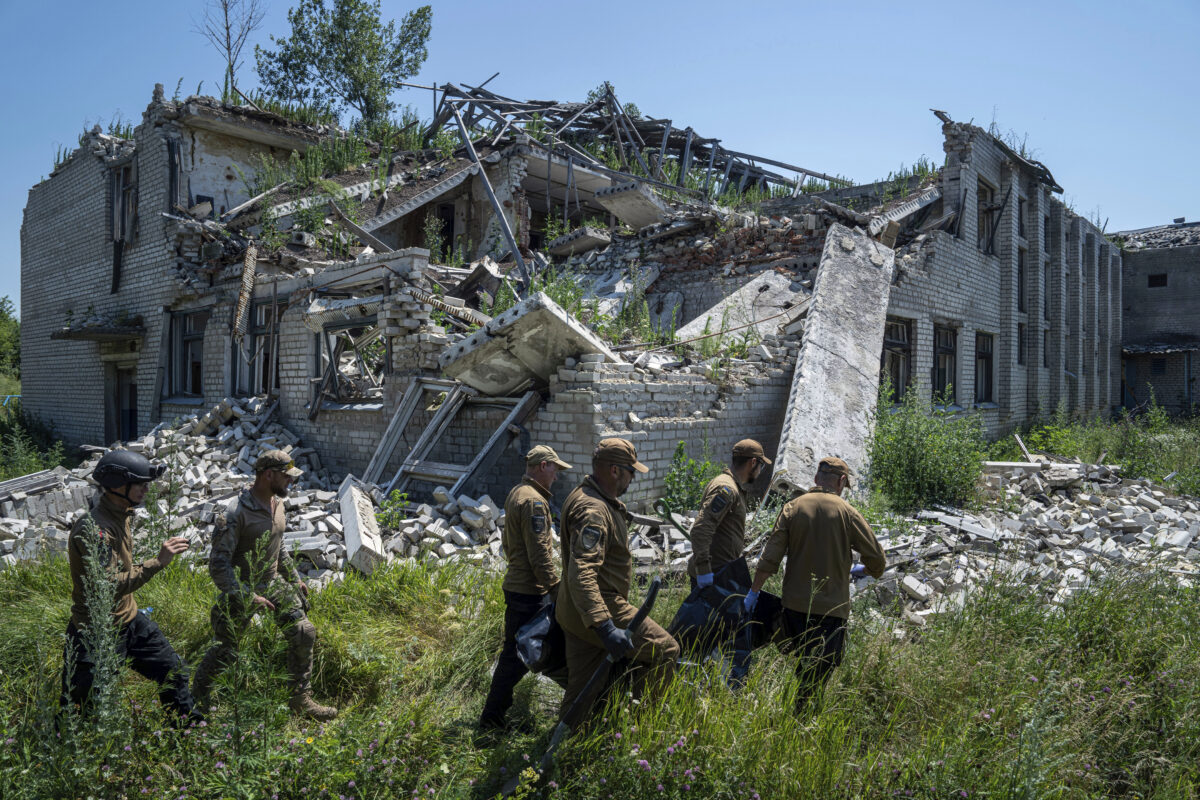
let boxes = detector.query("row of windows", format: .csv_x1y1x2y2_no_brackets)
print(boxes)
165,301,284,400
882,319,1059,406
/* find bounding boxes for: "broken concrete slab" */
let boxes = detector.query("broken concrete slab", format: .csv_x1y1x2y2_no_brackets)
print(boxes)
547,226,611,257
439,291,622,396
593,182,669,230
583,265,661,317
675,270,800,342
771,223,895,494
339,477,385,576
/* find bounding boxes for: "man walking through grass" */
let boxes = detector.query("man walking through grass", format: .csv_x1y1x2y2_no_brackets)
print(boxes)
556,438,679,727
479,444,572,731
61,450,196,721
744,457,886,711
191,450,336,721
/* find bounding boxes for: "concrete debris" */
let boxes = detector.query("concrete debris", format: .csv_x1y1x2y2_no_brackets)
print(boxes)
439,291,623,395
546,226,611,258
673,270,803,342
594,181,670,230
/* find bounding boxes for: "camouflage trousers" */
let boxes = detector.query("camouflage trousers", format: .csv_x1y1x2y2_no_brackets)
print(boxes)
192,579,316,703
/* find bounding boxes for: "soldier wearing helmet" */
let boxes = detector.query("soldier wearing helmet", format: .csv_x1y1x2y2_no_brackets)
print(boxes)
61,449,196,721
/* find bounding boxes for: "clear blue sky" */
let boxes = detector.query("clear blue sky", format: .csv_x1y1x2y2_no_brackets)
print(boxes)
2,0,1196,313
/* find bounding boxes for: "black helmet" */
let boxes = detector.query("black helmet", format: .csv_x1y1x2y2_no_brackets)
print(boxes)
93,450,166,488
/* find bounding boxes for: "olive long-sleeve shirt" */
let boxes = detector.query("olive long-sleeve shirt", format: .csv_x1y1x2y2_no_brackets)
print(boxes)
757,488,886,619
209,489,299,598
687,468,747,578
555,476,634,646
501,476,559,595
68,492,165,627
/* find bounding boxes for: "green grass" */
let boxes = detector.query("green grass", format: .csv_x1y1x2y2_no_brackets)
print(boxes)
3,551,1200,798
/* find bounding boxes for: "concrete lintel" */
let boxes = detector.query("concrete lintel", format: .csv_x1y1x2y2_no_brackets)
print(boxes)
594,182,670,230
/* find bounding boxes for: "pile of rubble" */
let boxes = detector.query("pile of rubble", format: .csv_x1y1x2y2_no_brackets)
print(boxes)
0,398,512,583
855,458,1200,629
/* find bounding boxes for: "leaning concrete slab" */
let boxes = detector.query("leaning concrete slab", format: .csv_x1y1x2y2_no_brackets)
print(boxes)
770,223,895,494
547,226,611,257
339,476,385,575
439,292,622,395
594,182,669,230
584,264,661,317
675,270,800,341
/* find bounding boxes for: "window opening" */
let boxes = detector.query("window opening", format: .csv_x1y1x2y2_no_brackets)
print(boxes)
975,333,994,404
933,325,957,403
880,318,912,401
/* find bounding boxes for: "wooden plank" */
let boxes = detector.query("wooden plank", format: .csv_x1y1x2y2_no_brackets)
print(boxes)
399,460,470,485
450,391,541,496
328,200,392,253
388,386,469,494
362,379,425,485
1013,433,1034,463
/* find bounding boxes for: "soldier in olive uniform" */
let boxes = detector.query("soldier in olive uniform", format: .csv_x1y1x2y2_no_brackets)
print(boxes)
681,439,770,683
687,439,771,587
744,457,886,711
479,445,572,730
191,451,337,721
61,450,195,719
556,438,679,727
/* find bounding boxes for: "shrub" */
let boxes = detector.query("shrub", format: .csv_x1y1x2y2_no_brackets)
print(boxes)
662,439,723,512
376,490,411,532
868,382,985,511
0,402,65,481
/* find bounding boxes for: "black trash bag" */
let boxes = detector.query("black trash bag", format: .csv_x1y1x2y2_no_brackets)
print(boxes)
668,558,754,654
515,602,567,675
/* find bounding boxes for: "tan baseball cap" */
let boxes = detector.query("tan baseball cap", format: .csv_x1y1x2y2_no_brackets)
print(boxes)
527,444,572,470
593,437,649,473
817,456,853,487
732,439,772,465
255,449,303,478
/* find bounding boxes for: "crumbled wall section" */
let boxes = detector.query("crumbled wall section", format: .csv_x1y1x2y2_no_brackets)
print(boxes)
530,347,795,510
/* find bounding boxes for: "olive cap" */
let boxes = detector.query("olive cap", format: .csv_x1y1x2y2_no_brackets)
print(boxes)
817,456,853,487
527,444,572,470
255,449,303,478
593,437,649,473
732,439,772,465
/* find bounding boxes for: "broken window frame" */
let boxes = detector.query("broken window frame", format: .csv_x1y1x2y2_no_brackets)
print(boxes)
110,157,138,293
976,179,996,253
880,318,912,402
975,333,995,405
1017,323,1027,366
313,316,387,407
167,309,211,399
233,300,286,396
933,325,957,404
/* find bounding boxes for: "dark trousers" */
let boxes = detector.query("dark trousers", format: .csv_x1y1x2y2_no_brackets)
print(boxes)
61,613,194,719
781,609,846,712
480,590,552,727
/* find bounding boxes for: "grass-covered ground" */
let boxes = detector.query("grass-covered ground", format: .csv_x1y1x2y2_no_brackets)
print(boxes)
3,552,1199,799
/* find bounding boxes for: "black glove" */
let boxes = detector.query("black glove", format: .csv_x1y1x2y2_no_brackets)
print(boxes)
594,618,634,661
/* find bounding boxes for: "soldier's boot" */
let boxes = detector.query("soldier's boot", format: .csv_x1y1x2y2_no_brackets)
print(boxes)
290,691,338,721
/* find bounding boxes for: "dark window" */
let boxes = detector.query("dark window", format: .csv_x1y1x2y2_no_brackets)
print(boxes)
933,326,957,403
111,159,138,292
1043,214,1050,244
169,310,210,397
975,333,994,404
880,318,912,401
1018,197,1027,239
1017,323,1027,366
1148,273,1168,288
977,180,996,253
1151,358,1167,375
234,301,286,395
1043,262,1052,321
1043,329,1050,368
1017,249,1027,312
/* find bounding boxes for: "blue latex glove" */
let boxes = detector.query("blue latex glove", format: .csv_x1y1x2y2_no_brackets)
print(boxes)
743,589,760,614
594,618,634,660
850,563,868,579
696,572,714,588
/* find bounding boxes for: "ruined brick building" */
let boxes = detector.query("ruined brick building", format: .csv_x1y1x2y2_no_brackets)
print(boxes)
19,83,1124,507
1114,220,1200,412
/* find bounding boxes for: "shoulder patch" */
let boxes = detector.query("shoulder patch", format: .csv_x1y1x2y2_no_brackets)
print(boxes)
530,513,547,534
581,525,604,551
709,486,733,514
